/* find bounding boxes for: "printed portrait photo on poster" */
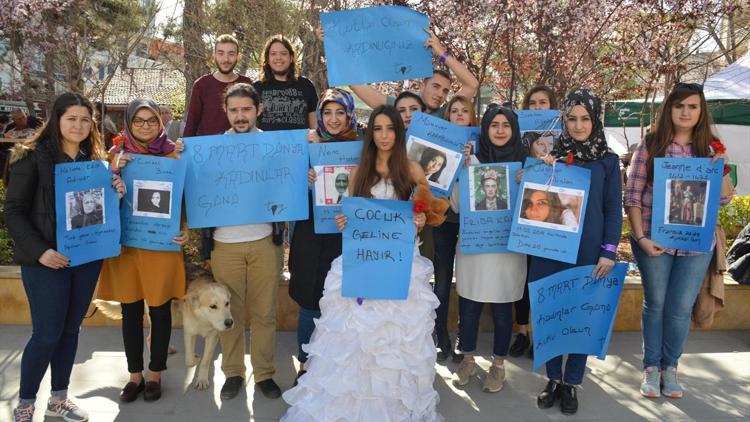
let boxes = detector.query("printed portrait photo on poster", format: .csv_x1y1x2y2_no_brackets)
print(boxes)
133,180,173,218
469,165,510,212
66,188,105,231
523,132,557,159
518,182,584,233
314,164,355,206
406,136,462,191
665,179,709,227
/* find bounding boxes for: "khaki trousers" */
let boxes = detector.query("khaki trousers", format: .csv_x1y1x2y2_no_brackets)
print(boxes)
211,236,279,382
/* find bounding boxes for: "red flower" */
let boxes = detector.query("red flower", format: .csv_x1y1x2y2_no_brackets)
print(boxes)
566,151,574,165
413,200,429,214
710,140,726,155
113,135,127,149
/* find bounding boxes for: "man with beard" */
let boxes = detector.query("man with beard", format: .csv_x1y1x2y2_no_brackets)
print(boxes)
184,34,252,137
201,83,284,401
252,35,318,131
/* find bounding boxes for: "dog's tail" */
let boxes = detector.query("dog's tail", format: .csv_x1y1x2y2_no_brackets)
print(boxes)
92,299,123,320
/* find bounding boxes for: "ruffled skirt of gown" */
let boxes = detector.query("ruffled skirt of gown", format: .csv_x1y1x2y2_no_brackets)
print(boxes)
282,246,443,422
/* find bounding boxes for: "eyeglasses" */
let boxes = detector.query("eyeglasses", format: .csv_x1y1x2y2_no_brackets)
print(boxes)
674,82,703,93
132,117,160,127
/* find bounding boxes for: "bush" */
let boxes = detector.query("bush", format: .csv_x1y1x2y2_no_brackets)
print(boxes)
718,195,750,241
0,184,16,265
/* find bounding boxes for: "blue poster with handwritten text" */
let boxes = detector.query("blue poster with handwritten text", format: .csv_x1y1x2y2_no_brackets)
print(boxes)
652,158,723,252
120,154,186,251
517,110,562,133
321,6,432,87
342,197,415,300
459,162,522,254
465,126,480,151
310,141,363,234
183,131,309,228
530,263,627,370
54,161,121,265
508,158,591,263
406,111,468,197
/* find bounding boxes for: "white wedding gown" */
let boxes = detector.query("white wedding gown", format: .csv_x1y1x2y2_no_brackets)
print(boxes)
282,179,443,422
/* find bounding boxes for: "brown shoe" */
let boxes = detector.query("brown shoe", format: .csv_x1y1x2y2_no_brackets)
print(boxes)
143,380,162,402
120,379,145,402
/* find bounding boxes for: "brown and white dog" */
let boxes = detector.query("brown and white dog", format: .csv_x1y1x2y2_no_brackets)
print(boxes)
92,277,233,389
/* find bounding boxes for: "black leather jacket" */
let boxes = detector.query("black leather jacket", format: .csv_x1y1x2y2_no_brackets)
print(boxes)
4,139,83,265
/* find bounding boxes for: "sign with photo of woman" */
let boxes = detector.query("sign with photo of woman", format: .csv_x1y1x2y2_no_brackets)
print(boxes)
54,161,121,265
651,157,724,252
508,158,591,263
405,111,466,197
459,162,522,254
309,140,363,233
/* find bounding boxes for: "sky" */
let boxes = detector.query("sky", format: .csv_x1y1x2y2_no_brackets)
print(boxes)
155,0,182,27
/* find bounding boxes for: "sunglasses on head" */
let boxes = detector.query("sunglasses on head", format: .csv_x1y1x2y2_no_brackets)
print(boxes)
674,82,703,93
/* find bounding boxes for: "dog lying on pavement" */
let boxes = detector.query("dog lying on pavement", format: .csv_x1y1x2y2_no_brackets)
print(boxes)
93,277,233,389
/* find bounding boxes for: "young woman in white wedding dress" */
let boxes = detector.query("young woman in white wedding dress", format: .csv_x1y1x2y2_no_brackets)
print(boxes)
282,105,445,422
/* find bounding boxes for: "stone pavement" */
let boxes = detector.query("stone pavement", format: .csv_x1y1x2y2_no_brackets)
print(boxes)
0,327,747,421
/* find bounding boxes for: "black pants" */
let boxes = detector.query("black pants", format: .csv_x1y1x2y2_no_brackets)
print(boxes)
121,299,172,373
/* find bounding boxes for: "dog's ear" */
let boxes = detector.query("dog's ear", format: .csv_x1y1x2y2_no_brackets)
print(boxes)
184,293,200,310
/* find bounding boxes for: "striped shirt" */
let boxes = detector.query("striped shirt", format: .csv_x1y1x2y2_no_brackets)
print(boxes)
625,140,732,256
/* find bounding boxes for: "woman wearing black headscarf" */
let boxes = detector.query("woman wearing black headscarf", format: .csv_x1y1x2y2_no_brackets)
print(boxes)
449,106,528,393
534,89,622,415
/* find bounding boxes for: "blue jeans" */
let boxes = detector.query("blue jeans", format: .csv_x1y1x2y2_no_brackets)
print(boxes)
433,221,458,332
297,307,321,363
546,354,588,385
456,297,512,357
632,239,712,369
19,261,102,400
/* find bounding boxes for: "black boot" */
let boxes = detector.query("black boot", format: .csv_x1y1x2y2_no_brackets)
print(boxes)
435,326,452,362
560,384,579,415
537,379,562,409
508,333,530,357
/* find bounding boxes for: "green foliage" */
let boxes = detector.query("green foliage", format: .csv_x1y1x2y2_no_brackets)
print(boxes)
719,195,750,240
0,184,16,265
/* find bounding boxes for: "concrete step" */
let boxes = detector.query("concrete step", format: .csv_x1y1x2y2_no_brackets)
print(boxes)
1,266,748,331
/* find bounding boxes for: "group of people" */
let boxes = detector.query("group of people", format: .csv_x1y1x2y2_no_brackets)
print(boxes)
4,26,735,422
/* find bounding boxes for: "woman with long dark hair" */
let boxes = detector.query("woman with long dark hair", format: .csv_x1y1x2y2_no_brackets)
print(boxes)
97,98,188,403
533,89,622,415
283,105,445,421
6,92,124,422
625,83,733,399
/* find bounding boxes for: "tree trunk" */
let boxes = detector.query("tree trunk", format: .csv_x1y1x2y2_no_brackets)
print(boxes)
183,0,209,110
298,1,328,93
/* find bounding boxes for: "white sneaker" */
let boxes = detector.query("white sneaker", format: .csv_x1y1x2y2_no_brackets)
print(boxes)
640,366,661,398
46,397,89,422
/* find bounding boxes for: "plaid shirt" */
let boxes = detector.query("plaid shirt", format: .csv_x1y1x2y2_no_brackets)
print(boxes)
625,140,731,256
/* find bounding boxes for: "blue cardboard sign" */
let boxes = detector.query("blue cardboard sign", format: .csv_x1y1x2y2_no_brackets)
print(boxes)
321,6,432,87
508,158,591,263
406,111,468,197
342,197,415,300
54,161,121,265
120,154,186,251
465,126,480,151
530,263,627,370
183,131,310,228
517,110,562,133
310,141,363,234
652,158,723,252
459,162,522,254
517,110,561,156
